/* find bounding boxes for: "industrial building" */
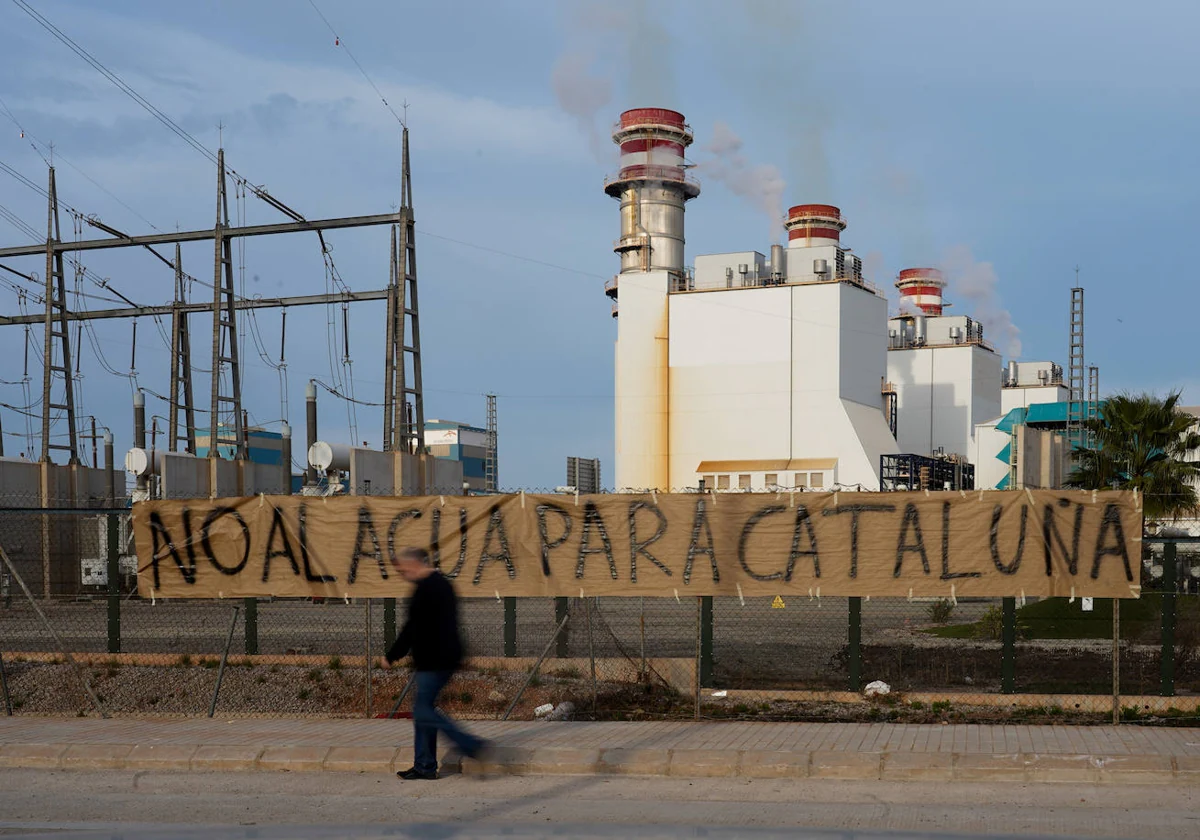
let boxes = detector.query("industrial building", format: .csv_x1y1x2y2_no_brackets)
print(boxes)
566,456,602,494
605,107,1068,493
424,419,489,491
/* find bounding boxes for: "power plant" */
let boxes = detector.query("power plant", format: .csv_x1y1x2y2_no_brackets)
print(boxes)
605,108,1077,493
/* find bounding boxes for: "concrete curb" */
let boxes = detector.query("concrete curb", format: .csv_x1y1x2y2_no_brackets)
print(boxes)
1,742,1197,783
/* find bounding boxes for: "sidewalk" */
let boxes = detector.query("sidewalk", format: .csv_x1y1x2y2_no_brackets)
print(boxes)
1,717,1198,783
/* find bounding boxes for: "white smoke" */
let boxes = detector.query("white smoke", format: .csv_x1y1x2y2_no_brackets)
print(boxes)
942,245,1022,357
551,50,612,164
552,1,681,163
697,121,787,238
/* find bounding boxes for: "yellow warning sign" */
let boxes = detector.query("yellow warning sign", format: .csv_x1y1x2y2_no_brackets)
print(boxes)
771,595,786,609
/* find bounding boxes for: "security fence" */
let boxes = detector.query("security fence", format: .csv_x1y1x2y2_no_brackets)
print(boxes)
1,504,1198,725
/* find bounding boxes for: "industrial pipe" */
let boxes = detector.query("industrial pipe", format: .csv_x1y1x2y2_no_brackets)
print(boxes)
280,422,292,495
305,381,318,486
133,392,146,496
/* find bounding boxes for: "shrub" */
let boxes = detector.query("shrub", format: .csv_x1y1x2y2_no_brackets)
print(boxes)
178,654,192,667
305,668,323,683
328,656,342,671
555,666,582,680
909,701,925,711
926,599,956,624
459,691,474,704
298,688,311,701
975,606,1004,641
931,700,952,714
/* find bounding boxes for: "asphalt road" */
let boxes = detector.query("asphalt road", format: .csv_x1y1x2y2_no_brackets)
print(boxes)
0,768,1196,839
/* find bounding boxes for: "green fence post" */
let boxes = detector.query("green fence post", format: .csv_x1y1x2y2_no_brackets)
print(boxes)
106,513,120,654
1161,542,1176,697
504,597,517,657
384,597,397,650
1001,597,1016,693
848,597,862,692
243,597,258,656
699,595,714,688
554,597,569,658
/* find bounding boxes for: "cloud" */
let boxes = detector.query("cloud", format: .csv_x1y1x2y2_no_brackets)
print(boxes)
942,245,1021,357
5,7,580,163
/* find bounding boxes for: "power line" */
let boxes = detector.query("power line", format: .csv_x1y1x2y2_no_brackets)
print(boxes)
10,0,218,166
305,0,406,127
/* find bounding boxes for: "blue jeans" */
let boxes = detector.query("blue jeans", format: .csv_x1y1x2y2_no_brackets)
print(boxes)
412,670,483,774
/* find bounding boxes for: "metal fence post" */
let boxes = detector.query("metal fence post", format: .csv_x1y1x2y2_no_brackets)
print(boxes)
106,513,120,654
554,597,569,658
1112,597,1121,724
1001,597,1016,694
1161,542,1176,697
243,597,258,656
699,596,713,688
504,597,517,657
848,597,862,692
384,597,397,650
365,599,374,717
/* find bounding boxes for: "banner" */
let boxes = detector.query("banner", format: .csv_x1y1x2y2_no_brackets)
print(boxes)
131,490,1143,599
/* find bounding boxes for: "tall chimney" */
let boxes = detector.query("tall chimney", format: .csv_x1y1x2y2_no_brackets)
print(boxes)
605,108,700,275
896,268,948,316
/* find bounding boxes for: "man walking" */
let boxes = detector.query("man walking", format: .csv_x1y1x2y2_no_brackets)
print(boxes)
385,546,489,780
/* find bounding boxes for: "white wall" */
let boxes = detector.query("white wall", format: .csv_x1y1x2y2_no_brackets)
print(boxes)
1001,384,1070,413
669,287,792,491
661,281,895,490
888,344,1000,459
614,271,671,491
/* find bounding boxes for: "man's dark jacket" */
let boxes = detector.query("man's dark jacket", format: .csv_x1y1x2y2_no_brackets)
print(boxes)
385,570,464,672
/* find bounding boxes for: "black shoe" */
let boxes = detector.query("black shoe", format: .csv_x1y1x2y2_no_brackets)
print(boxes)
396,766,438,780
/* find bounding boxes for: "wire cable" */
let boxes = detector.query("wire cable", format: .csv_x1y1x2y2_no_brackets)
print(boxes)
305,0,406,127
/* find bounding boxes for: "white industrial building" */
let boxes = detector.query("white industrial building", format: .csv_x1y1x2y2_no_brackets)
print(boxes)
605,107,1062,493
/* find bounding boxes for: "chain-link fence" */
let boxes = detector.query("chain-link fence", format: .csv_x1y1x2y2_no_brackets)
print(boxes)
1,504,1198,725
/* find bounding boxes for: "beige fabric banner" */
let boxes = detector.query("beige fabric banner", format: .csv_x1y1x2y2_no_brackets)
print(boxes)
131,490,1143,599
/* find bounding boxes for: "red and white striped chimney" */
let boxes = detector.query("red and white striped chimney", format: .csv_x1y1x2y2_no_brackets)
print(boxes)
784,204,846,247
605,108,700,274
895,267,947,316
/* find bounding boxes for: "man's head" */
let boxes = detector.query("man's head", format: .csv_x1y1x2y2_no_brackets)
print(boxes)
392,546,434,582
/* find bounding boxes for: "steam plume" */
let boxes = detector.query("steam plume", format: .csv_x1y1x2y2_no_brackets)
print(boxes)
943,245,1022,357
698,121,786,237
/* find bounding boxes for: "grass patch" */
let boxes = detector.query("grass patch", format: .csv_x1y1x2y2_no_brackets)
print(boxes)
554,666,582,680
328,656,342,671
927,595,1196,641
298,688,311,701
305,668,324,683
177,654,192,668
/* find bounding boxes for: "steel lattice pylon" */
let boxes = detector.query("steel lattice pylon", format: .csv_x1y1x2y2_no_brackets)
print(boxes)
383,127,425,456
1067,286,1085,452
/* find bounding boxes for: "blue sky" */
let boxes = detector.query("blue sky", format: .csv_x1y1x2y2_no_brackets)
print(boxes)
0,0,1196,488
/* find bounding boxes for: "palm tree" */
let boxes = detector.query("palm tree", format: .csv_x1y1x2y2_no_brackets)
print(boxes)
1068,391,1200,522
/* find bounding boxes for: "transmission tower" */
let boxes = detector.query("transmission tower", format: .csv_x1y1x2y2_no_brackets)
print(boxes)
209,148,245,460
40,166,79,463
485,393,498,492
168,243,197,452
1067,283,1085,452
382,126,425,454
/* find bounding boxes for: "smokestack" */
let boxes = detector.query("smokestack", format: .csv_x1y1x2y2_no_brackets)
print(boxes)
896,268,948,316
785,204,846,248
605,108,700,275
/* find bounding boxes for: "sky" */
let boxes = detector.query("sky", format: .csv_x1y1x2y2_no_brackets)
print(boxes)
0,0,1197,488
